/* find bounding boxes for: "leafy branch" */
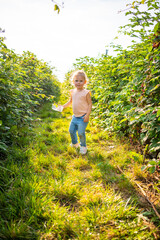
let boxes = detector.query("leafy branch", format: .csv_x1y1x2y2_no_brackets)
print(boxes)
51,0,64,14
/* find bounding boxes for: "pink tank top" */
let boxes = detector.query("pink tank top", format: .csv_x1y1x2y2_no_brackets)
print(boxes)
71,89,91,117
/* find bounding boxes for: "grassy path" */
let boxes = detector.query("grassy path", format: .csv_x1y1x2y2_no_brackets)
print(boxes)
0,104,159,239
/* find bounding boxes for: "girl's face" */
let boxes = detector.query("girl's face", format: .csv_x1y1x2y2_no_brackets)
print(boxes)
73,74,86,90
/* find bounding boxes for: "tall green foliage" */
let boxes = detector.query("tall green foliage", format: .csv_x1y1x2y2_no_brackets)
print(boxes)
0,38,60,154
63,0,160,159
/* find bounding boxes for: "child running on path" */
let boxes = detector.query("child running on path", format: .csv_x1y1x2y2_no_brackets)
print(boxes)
61,70,92,155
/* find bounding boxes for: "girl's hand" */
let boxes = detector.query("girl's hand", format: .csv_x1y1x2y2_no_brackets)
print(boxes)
83,115,89,122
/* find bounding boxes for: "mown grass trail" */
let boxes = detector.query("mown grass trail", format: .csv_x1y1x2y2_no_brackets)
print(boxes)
0,104,159,239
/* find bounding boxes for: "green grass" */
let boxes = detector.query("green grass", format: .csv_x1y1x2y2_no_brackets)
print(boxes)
0,103,159,239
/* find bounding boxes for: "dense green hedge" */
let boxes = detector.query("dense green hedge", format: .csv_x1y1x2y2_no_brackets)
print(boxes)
0,38,60,155
62,0,160,159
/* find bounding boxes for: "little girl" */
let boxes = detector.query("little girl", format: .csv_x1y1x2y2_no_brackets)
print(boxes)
62,70,92,155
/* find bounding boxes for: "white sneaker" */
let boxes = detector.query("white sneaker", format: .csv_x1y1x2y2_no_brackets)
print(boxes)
80,146,87,155
70,143,79,148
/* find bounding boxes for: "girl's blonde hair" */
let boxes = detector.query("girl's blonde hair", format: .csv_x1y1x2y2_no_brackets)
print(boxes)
70,70,88,84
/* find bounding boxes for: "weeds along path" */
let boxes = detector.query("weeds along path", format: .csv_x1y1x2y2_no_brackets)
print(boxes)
1,105,159,239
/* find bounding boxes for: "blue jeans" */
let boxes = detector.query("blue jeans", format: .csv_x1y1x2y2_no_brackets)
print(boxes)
69,115,88,147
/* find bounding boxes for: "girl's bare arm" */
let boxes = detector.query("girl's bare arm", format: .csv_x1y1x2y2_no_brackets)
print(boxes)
62,96,72,109
83,92,92,122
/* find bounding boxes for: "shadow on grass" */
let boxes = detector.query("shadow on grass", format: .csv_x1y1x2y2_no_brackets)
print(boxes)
0,104,63,239
87,150,149,209
0,156,40,239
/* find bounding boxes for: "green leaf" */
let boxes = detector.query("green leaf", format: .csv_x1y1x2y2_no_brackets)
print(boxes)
54,4,60,14
149,84,160,93
154,22,160,33
148,160,157,165
149,166,156,174
0,142,8,152
120,118,128,123
132,1,135,8
157,109,160,117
